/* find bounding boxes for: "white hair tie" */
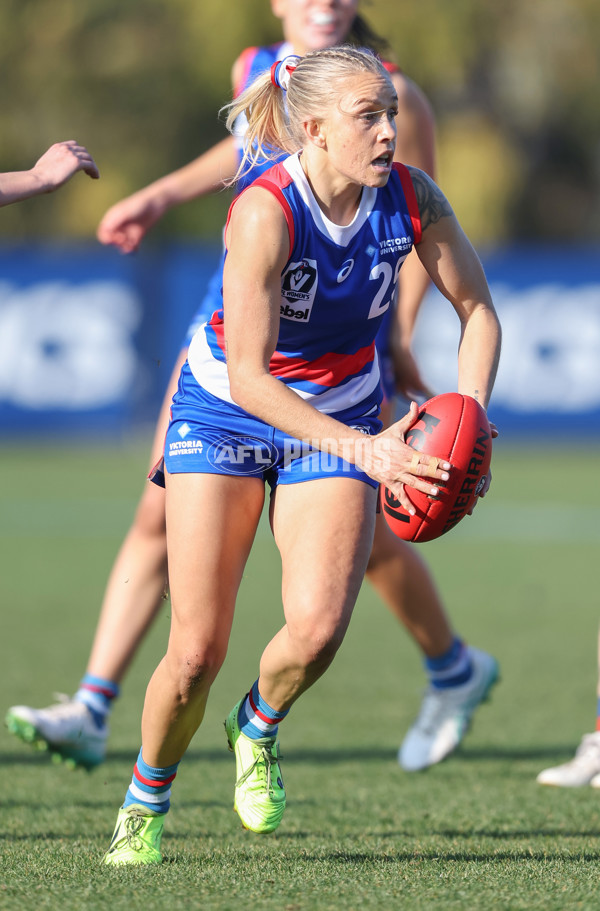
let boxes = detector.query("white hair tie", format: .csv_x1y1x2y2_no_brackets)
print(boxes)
270,55,301,92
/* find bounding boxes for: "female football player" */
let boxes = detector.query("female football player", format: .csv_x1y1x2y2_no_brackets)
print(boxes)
103,44,501,864
7,1,498,781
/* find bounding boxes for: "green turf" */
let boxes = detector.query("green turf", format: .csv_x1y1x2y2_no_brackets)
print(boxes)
1,437,600,910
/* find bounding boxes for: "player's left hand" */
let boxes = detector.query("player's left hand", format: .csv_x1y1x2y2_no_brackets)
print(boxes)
467,421,498,514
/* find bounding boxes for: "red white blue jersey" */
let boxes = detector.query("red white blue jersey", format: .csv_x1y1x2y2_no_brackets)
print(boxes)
185,43,404,394
187,152,421,420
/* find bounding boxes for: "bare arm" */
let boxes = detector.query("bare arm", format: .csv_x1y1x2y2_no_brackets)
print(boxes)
389,72,437,397
409,166,502,409
223,189,449,506
96,53,248,252
96,136,238,252
0,141,99,207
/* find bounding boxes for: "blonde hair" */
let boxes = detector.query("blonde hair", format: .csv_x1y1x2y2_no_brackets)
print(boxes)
222,45,390,186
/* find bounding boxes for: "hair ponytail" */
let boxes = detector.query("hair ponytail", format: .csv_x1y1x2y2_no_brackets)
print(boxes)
222,46,391,187
222,70,296,186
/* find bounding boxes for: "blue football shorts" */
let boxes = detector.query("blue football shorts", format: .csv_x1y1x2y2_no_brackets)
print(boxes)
151,360,382,491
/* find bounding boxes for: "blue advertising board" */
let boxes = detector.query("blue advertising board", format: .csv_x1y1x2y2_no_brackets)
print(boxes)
0,242,598,438
0,242,220,437
412,245,600,436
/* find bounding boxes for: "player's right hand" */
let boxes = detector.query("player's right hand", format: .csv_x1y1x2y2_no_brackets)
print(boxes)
97,193,162,253
356,402,450,513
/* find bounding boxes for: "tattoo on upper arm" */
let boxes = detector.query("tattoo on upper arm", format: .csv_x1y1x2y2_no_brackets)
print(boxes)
409,168,453,231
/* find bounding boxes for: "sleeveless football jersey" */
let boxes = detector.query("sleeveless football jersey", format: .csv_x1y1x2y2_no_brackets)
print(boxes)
185,43,404,364
187,152,421,420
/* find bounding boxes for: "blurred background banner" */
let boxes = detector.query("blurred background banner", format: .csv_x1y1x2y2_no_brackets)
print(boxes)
1,242,598,438
0,243,220,437
415,245,600,436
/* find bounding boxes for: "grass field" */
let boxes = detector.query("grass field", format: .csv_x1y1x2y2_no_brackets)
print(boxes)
1,436,600,910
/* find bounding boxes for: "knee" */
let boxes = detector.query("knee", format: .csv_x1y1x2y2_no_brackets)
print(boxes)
291,615,345,673
167,643,226,704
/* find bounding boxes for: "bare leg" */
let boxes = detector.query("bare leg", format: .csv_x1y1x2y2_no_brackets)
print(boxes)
86,349,188,683
365,398,453,659
5,350,191,768
141,472,265,767
365,515,453,658
258,478,377,710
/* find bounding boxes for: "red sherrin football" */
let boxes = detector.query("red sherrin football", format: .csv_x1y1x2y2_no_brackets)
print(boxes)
380,393,492,543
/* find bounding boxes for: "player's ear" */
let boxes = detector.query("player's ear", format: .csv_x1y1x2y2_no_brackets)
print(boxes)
303,118,326,149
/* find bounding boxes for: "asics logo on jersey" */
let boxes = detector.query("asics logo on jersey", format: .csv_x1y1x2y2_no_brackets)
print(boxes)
281,258,318,321
379,236,412,255
337,259,354,283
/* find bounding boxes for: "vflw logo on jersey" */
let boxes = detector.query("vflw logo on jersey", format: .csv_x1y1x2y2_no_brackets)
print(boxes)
281,258,318,321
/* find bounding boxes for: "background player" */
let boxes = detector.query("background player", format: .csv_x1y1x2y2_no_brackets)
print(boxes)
6,0,498,776
0,141,99,206
537,630,600,787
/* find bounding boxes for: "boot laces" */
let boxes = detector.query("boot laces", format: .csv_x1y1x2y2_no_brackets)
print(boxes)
237,739,282,794
124,811,147,852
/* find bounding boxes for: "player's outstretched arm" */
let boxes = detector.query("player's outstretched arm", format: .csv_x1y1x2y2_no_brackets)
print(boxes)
97,136,239,254
96,47,259,254
410,166,501,410
389,71,437,399
0,141,99,207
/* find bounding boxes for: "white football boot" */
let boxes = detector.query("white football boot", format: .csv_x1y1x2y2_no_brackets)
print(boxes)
537,732,600,787
5,695,107,769
399,647,499,771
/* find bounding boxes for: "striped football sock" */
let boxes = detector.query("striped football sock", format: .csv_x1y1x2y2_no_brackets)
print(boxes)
123,749,179,814
425,637,473,690
237,680,289,740
75,673,120,728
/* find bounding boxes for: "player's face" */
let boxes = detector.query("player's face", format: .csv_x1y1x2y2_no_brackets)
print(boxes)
319,73,398,188
271,0,359,53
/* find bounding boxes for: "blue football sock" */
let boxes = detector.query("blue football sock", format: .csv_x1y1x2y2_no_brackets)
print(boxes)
123,748,179,814
75,673,120,728
425,637,473,690
238,680,289,740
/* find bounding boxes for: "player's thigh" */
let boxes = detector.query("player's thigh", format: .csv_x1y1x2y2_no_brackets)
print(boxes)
165,471,265,649
270,477,377,634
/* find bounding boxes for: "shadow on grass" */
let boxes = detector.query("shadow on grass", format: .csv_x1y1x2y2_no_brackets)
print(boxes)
0,743,584,767
2,831,600,866
307,849,600,863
